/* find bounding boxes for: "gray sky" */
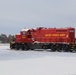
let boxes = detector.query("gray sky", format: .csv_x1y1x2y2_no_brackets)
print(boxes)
0,0,76,35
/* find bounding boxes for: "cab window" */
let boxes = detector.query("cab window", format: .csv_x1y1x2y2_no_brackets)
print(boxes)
22,31,26,35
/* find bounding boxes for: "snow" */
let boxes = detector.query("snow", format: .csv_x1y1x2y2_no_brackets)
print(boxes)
21,28,29,31
0,44,76,75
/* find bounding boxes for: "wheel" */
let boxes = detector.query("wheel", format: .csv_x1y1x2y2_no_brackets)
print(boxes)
69,49,73,52
73,45,76,52
56,45,62,52
21,44,25,50
31,49,34,50
63,45,69,52
51,45,56,52
21,44,29,50
15,44,20,50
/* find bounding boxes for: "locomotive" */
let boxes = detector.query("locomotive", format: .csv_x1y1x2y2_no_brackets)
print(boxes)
10,27,76,52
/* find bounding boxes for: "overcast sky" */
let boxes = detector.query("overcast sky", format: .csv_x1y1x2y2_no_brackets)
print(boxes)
0,0,76,35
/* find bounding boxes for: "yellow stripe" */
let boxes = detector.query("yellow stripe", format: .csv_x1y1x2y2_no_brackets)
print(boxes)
45,34,65,37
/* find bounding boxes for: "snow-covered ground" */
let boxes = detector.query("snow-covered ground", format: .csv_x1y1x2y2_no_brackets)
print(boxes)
0,44,76,75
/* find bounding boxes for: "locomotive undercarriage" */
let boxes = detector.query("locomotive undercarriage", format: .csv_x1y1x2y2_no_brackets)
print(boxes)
10,42,76,52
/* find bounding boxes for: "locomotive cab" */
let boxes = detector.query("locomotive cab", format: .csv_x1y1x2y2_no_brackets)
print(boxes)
20,29,33,43
10,28,33,50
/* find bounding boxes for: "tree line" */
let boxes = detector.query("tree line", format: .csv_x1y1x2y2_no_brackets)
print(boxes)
0,34,14,43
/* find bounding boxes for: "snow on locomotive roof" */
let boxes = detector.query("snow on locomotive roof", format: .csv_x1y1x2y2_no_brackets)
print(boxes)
21,29,29,31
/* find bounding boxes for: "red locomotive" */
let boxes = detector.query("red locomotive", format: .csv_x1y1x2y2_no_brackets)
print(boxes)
10,27,76,52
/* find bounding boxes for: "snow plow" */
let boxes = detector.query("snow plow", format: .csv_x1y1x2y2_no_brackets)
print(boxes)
10,27,76,52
